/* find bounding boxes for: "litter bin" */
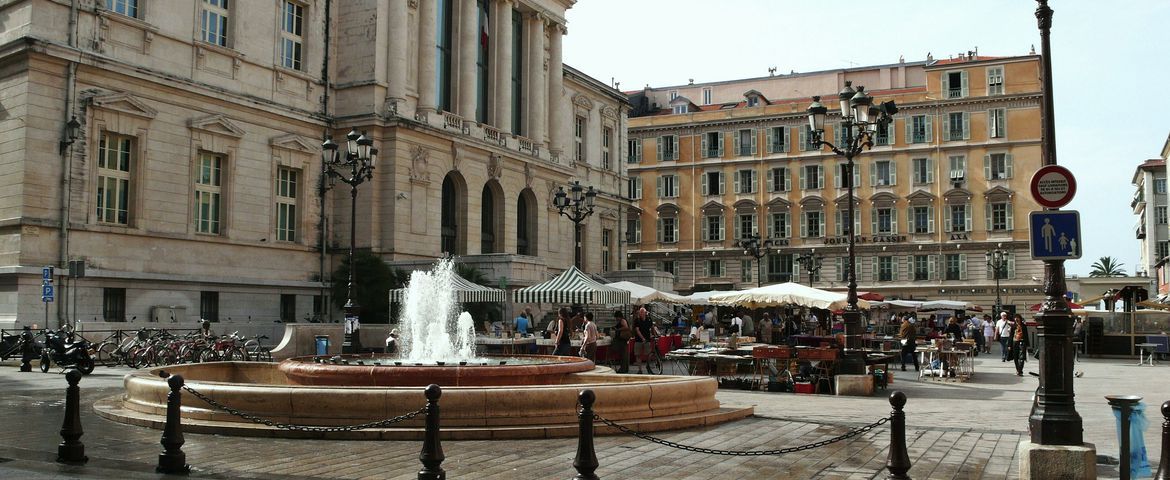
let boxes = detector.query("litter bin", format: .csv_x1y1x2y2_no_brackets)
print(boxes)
315,335,330,356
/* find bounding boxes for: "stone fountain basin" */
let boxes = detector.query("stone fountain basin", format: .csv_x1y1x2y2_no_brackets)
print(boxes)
277,354,596,387
96,361,752,440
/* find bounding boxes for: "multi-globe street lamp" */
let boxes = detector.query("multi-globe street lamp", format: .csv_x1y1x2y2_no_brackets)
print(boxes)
736,233,774,288
807,82,897,373
554,181,597,268
795,250,824,287
322,130,377,353
985,245,1008,318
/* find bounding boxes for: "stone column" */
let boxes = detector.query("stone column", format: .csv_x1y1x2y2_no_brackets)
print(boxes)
526,12,546,146
493,0,513,132
546,21,565,156
457,0,478,120
417,0,438,113
386,0,409,115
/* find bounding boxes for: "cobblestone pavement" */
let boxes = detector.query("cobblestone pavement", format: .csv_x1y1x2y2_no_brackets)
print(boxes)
0,351,1164,479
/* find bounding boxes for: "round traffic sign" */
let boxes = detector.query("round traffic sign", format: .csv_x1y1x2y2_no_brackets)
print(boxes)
1029,165,1076,209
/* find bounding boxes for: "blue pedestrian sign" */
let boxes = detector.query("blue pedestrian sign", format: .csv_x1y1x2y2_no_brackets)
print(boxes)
1030,210,1082,260
41,284,54,302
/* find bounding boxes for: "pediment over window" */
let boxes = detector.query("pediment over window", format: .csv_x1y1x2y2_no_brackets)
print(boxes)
700,200,725,213
89,92,157,119
732,199,758,211
834,193,862,206
189,114,246,138
656,203,680,214
799,196,826,208
868,192,898,207
269,134,317,154
906,189,936,204
667,96,697,113
943,187,973,204
766,197,792,210
983,185,1014,200
743,89,770,106
572,93,595,110
599,210,618,221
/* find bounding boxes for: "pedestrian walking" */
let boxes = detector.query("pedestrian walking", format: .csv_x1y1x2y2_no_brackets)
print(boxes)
897,316,919,372
981,314,995,354
580,312,598,362
552,307,572,356
1009,314,1030,376
995,312,1012,361
612,310,632,373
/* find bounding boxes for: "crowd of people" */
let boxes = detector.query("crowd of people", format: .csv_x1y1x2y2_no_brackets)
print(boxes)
893,311,1034,377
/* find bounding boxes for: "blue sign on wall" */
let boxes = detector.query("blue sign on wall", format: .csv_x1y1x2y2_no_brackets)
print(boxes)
41,284,54,302
1030,210,1081,260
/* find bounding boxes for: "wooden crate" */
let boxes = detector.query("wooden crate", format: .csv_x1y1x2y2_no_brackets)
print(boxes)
753,346,791,359
797,348,839,361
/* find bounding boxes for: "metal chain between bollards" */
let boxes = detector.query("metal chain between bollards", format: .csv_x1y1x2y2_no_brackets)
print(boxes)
593,413,889,456
181,384,426,433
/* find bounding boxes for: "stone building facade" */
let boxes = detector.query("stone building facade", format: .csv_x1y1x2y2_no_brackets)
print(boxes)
626,53,1047,310
1132,158,1166,279
0,0,627,329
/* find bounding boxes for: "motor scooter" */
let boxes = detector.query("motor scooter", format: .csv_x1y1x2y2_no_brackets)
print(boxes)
40,328,94,374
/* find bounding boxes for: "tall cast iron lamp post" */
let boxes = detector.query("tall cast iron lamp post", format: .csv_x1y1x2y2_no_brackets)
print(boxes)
985,245,1008,318
795,250,824,287
736,234,774,288
807,83,897,374
554,181,597,268
322,130,377,354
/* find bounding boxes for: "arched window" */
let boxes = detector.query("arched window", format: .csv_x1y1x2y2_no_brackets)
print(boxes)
441,173,467,255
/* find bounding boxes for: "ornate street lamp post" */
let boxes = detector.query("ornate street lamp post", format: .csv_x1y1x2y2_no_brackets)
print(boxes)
795,250,824,287
554,181,597,268
807,83,897,374
985,245,1008,318
736,233,774,288
322,130,377,354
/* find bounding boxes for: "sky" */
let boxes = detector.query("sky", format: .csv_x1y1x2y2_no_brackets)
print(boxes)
562,0,1170,277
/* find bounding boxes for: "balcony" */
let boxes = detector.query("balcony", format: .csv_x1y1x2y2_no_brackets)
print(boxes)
1136,222,1146,240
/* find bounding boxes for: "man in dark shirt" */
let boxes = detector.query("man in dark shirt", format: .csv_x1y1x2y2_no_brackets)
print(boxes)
633,306,655,373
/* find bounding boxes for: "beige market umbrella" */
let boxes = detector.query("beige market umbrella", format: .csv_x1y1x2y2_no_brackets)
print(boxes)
707,282,870,310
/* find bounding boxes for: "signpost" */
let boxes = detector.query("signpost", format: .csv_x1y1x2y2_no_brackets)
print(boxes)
1029,165,1077,209
42,265,54,329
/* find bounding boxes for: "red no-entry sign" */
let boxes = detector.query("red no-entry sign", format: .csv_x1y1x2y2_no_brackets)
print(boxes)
1029,165,1076,209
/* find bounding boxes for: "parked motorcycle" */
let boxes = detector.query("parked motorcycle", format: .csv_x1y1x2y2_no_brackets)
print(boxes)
39,329,94,374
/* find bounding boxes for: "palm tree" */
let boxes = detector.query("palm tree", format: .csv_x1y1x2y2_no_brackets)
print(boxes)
1088,256,1126,277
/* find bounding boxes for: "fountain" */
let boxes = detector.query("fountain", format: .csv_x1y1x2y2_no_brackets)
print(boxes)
96,259,752,439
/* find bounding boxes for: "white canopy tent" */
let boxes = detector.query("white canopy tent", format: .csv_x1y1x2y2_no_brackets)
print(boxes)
680,290,735,305
604,281,690,305
707,282,871,310
917,300,977,312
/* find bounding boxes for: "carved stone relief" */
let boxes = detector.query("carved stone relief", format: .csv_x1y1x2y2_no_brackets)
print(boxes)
487,153,502,179
409,145,431,184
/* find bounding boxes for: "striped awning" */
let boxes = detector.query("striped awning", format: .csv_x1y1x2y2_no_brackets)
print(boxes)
389,272,506,303
513,266,631,306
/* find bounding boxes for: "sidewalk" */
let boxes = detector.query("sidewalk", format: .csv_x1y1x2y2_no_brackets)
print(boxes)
0,352,1162,479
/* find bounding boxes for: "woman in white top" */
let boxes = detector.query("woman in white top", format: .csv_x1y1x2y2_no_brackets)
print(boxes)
981,317,995,354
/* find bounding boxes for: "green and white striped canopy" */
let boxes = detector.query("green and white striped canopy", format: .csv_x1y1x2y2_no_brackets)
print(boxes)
389,272,506,304
513,266,631,306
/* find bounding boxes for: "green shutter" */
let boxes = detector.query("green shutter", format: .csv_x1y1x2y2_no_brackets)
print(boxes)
962,112,971,140
701,133,709,158
701,216,709,240
960,71,969,97
984,154,992,180
959,253,967,280
942,114,950,141
656,137,663,161
718,172,725,195
891,209,898,234
733,171,741,193
927,205,935,233
985,202,993,231
1006,201,1014,230
766,128,775,154
717,132,725,157
905,117,913,143
889,162,897,186
750,129,758,154
701,172,708,195
941,73,950,97
657,176,664,197
924,115,933,142
1005,153,1014,178
766,169,775,192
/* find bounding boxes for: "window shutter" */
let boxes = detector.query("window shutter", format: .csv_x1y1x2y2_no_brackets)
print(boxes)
987,110,995,139
784,169,791,191
985,202,993,231
907,207,915,233
941,73,950,97
750,171,757,193
701,216,709,240
800,212,807,237
766,128,775,154
717,132,725,157
783,128,790,153
656,137,664,161
733,172,741,193
871,258,878,280
905,117,913,143
924,116,933,142
891,208,898,234
926,158,934,183
636,178,643,199
766,169,775,192
784,214,791,238
892,256,899,278
887,122,895,145
960,71,969,97
870,208,878,234
999,112,1007,141
889,162,897,186
800,166,807,190
673,220,679,243
718,172,725,195
700,173,709,196
672,177,679,197
964,210,972,232
984,154,992,180
869,163,876,187
959,253,967,280
1006,202,1014,230
1005,153,1014,178
732,132,740,156
799,127,808,151
835,210,842,236
962,112,971,140
701,134,709,158
1007,253,1016,278
928,255,938,280
656,218,664,243
819,213,825,238
942,114,950,141
927,205,935,233
657,176,664,197
750,129,758,154
853,165,860,189
944,208,952,232
819,166,826,189
703,260,709,277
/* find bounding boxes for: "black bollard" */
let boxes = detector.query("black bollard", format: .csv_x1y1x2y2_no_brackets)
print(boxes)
418,384,445,480
57,368,87,464
19,327,33,372
885,391,912,480
1106,395,1142,480
572,389,600,480
156,374,189,474
1154,401,1169,480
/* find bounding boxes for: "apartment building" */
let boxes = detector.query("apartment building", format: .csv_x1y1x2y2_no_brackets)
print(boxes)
0,0,627,329
625,53,1047,308
1132,158,1167,278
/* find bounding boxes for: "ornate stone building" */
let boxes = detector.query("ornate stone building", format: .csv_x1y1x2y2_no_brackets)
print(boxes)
0,0,627,329
626,53,1047,310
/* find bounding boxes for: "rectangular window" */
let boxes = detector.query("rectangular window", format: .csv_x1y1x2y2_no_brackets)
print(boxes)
661,260,677,277
802,211,823,238
703,131,722,158
737,213,756,239
657,135,678,161
280,294,296,322
276,168,299,242
989,202,1011,231
801,126,819,151
988,108,1006,138
103,288,126,322
875,207,894,234
671,104,687,115
1159,241,1170,260
200,291,219,322
704,215,723,242
835,163,858,189
913,255,930,281
626,177,642,200
803,164,822,190
702,171,723,196
659,217,678,243
741,260,752,283
201,0,230,47
279,1,304,70
194,152,224,234
735,169,756,194
1156,178,1167,194
766,254,794,283
945,71,967,99
836,209,859,237
949,155,967,181
96,132,133,225
106,0,139,17
837,257,848,282
475,0,489,123
436,0,454,111
874,123,893,146
627,138,641,163
668,90,678,101
657,175,679,198
737,129,754,156
986,153,1012,180
874,160,894,186
701,87,712,105
949,204,968,232
987,66,1004,95
1157,206,1168,225
706,259,723,278
769,212,790,239
626,216,641,244
878,256,894,282
767,126,788,154
912,157,933,184
945,254,964,280
909,115,931,144
602,126,612,170
912,206,931,234
510,9,523,133
574,115,586,162
945,111,968,141
601,229,612,271
768,167,789,192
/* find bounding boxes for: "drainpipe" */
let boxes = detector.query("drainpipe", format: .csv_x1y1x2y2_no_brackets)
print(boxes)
318,0,334,322
57,0,80,328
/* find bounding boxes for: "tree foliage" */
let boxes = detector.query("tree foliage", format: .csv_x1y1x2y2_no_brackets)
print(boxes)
1088,256,1126,277
330,252,407,324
